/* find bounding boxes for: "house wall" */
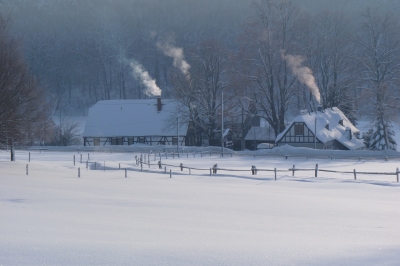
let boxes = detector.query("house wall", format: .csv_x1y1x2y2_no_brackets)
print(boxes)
83,136,186,146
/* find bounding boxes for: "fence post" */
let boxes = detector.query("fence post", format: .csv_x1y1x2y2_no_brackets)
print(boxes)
187,152,188,158
210,151,211,156
29,152,30,162
159,152,161,161
285,155,288,160
141,162,143,172
397,168,399,182
210,168,212,176
73,155,75,166
189,168,191,175
26,164,28,175
119,163,120,169
80,154,82,164
78,167,80,178
125,168,127,178
274,168,277,180
180,163,183,171
170,169,172,178
86,161,88,170
353,169,356,180
292,165,295,176
315,164,318,177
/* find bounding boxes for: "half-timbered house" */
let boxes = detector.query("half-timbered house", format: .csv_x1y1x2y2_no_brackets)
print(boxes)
82,98,187,146
275,107,365,150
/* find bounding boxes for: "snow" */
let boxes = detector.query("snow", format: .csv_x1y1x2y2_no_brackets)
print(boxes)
1,148,399,265
276,107,365,150
83,99,186,137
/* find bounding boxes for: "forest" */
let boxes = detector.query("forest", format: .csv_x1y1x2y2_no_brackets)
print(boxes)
1,0,400,149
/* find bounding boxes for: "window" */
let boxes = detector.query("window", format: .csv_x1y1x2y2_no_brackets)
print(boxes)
111,138,117,145
138,137,145,144
172,137,178,145
294,124,304,135
128,137,134,145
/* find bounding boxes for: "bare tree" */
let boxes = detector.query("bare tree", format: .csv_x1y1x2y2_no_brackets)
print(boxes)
239,0,302,136
0,16,51,159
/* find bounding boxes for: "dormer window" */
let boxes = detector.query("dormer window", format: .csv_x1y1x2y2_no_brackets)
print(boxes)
325,124,329,130
339,120,344,126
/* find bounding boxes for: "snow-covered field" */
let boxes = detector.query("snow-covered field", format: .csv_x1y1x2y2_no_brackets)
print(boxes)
1,149,399,265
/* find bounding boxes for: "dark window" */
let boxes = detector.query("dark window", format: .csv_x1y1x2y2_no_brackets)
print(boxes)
128,137,134,145
117,137,123,145
339,120,344,126
294,124,304,135
138,137,145,144
172,137,178,145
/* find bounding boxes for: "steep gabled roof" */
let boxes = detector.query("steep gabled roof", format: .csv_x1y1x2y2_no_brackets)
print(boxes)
276,107,365,150
83,99,187,137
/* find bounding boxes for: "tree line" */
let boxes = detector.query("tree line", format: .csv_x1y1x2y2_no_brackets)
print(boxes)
1,0,400,150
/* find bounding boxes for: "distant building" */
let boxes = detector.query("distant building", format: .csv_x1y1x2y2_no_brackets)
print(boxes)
275,107,365,150
245,117,275,150
82,98,188,146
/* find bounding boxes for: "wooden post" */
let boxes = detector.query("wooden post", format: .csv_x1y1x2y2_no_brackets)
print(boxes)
170,169,172,178
189,168,191,175
86,161,88,170
78,167,80,178
315,164,318,177
210,168,212,176
353,169,356,180
187,152,188,158
274,168,277,181
80,154,82,164
125,168,127,178
26,164,28,175
164,166,166,174
29,152,30,162
119,163,120,169
141,162,143,172
397,168,399,182
285,155,288,160
292,165,295,176
73,155,75,166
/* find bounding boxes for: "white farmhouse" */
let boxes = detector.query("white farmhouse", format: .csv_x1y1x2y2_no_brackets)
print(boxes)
82,98,188,146
275,107,365,150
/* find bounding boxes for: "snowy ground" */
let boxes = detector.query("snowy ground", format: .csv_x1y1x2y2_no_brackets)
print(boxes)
1,149,400,265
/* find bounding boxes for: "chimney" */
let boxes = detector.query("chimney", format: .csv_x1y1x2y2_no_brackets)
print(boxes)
157,97,162,112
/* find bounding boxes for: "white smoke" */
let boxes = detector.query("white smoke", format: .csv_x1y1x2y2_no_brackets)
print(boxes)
157,40,191,79
281,52,321,104
129,61,161,97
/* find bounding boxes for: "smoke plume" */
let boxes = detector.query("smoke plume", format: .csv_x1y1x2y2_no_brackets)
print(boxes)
281,52,321,103
157,40,191,79
129,61,161,97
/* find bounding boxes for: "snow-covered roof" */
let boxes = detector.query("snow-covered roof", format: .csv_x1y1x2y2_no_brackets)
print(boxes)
276,107,365,150
245,126,276,141
83,99,187,137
